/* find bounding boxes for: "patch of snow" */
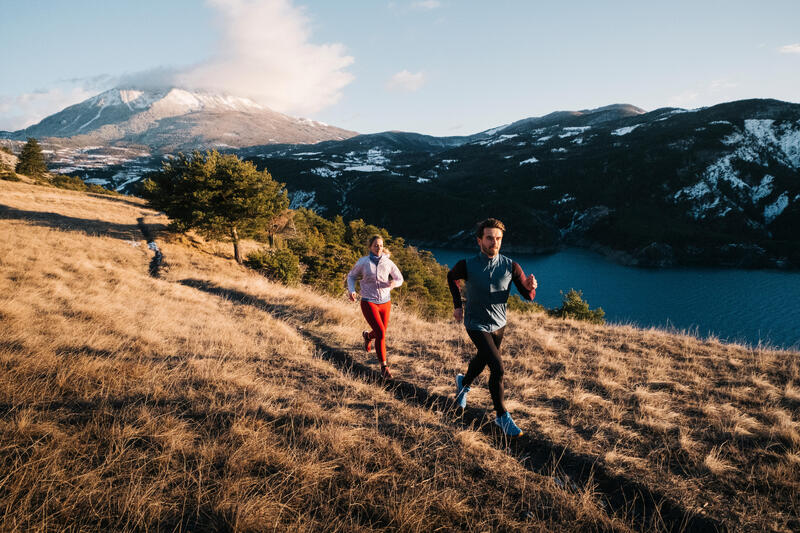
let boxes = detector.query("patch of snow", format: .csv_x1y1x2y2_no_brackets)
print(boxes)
706,155,748,189
751,175,774,203
289,190,322,211
536,135,553,142
365,148,389,165
115,173,143,191
611,124,642,136
559,126,590,138
674,180,712,202
551,147,567,153
744,119,776,143
519,157,539,165
478,134,519,147
344,164,385,172
722,131,744,145
293,151,321,156
572,137,584,144
504,155,514,159
709,120,731,125
482,125,509,136
309,167,341,178
531,185,548,190
553,194,575,205
77,105,106,132
416,177,431,183
764,192,789,223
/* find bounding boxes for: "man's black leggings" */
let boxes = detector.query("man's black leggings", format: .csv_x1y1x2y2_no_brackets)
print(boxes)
463,326,506,417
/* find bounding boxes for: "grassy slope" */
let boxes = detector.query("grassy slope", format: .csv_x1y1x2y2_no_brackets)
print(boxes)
1,180,798,532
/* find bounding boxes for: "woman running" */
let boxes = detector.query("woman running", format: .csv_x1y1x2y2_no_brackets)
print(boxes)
347,235,404,378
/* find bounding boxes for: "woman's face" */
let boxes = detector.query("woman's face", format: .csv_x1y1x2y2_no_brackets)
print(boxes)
369,238,384,256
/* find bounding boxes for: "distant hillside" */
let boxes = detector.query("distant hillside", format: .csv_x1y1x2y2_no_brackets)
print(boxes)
1,179,798,531
14,97,800,268
0,87,358,153
236,99,800,268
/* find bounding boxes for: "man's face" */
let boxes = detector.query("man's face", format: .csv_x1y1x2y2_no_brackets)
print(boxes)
477,227,503,257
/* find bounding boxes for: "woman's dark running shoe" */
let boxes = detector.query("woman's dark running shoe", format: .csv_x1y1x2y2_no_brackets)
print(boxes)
362,331,372,352
494,412,523,437
380,364,392,379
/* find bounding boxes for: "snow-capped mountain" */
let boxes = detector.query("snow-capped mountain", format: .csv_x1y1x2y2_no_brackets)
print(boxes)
0,88,357,152
5,97,797,268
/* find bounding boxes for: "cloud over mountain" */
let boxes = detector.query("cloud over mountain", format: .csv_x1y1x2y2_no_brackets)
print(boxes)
1,0,354,131
170,0,354,115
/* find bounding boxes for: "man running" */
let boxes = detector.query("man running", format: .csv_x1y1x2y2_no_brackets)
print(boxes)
447,218,537,437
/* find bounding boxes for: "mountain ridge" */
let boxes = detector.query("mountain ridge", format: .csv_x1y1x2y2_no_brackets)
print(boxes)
0,87,358,152
3,96,798,269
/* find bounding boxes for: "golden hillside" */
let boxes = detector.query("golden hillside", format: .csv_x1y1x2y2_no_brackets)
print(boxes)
1,179,798,532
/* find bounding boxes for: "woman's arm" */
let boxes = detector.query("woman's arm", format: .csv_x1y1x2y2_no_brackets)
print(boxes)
387,261,404,289
346,258,364,295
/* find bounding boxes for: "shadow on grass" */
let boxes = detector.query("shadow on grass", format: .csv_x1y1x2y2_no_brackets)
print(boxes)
180,278,727,532
0,203,154,242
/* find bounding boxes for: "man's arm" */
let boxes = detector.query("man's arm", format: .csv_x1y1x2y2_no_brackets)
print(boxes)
511,261,537,300
447,259,468,321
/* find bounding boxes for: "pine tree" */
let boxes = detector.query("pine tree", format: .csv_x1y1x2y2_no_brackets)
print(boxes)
15,137,47,177
141,150,289,263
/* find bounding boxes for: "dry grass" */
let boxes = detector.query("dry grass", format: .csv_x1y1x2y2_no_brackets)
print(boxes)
1,179,798,532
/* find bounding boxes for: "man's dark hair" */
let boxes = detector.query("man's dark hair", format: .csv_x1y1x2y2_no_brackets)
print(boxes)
475,218,506,239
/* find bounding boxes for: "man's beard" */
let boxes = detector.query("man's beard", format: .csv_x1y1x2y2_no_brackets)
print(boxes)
480,243,500,257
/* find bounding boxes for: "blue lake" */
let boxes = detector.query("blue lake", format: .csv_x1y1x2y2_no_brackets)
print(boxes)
425,247,800,351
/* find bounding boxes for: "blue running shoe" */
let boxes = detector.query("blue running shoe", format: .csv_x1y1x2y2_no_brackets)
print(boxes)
455,374,470,408
494,412,523,437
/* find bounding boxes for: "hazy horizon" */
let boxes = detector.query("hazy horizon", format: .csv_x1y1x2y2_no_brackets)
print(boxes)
2,0,799,136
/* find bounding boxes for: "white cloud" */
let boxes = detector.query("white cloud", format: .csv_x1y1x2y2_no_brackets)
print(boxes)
172,0,354,115
778,43,800,54
386,70,425,92
412,0,441,9
0,0,355,129
0,87,95,131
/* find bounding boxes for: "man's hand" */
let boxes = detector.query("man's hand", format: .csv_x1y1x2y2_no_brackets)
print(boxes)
524,273,538,291
349,291,358,302
453,308,463,322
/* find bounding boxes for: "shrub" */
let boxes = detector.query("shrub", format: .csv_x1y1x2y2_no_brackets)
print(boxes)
551,289,605,324
507,294,546,314
50,174,89,191
0,170,21,182
245,248,301,285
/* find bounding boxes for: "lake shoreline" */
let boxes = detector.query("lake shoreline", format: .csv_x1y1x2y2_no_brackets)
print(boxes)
410,239,799,271
420,245,800,351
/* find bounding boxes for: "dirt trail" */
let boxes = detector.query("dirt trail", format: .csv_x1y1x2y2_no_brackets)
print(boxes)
179,278,727,533
137,217,163,277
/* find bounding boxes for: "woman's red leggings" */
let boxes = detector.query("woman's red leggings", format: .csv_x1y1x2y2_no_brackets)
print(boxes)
360,300,391,363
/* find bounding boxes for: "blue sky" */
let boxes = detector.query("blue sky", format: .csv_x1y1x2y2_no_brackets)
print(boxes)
1,0,799,136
